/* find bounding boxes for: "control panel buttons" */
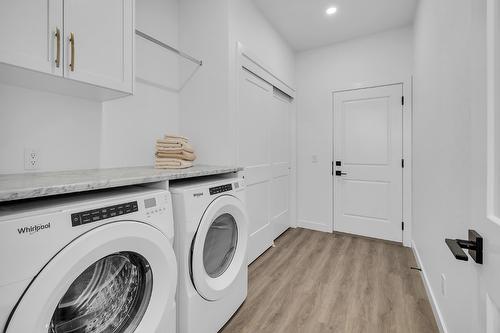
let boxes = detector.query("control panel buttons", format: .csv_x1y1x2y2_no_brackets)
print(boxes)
71,201,139,227
71,214,81,225
209,184,233,195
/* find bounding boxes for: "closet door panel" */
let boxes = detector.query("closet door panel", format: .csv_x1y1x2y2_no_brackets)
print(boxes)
270,91,291,239
238,69,274,264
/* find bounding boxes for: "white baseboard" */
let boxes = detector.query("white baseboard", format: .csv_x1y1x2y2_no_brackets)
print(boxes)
411,240,448,333
298,219,332,233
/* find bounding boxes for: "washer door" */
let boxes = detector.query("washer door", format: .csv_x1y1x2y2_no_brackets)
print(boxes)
6,221,177,333
191,195,248,301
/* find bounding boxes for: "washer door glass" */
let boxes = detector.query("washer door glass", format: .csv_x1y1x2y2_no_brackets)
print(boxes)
203,213,238,278
48,252,153,333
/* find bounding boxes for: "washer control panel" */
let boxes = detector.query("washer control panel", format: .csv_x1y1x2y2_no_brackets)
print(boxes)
209,183,233,195
71,201,138,227
144,195,168,218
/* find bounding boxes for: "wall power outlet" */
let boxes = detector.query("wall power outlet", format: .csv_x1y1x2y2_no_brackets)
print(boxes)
24,148,40,170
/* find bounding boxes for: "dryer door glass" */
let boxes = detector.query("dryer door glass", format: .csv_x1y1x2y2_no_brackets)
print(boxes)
48,252,153,333
203,213,238,278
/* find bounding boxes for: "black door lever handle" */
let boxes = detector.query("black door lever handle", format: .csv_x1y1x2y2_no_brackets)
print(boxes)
445,230,483,264
445,239,469,261
335,171,347,176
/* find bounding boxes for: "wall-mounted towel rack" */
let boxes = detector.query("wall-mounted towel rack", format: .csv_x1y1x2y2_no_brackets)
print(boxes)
135,29,203,66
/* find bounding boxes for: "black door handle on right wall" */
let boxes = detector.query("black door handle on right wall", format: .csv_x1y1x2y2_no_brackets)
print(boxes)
445,230,483,264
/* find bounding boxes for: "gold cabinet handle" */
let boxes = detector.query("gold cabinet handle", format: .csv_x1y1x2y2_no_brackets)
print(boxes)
69,32,75,72
55,28,61,68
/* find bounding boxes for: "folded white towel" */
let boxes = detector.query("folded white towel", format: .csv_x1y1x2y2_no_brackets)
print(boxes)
155,158,193,169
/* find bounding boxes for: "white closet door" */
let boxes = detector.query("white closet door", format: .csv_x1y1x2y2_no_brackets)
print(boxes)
270,89,291,240
238,69,273,264
0,0,63,76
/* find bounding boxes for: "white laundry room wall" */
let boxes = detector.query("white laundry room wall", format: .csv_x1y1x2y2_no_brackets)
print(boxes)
295,26,414,232
100,0,180,168
178,0,232,166
179,0,296,166
412,0,487,331
0,78,102,175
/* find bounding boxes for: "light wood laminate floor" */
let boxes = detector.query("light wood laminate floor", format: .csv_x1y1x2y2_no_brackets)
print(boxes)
221,228,439,333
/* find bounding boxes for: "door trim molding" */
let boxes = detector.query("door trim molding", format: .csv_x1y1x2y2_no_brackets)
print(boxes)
331,77,413,247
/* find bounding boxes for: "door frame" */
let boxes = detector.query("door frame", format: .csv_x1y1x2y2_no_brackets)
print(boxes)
331,78,413,246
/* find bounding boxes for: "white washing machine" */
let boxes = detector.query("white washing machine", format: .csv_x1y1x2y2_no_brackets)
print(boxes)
0,186,177,333
170,176,248,333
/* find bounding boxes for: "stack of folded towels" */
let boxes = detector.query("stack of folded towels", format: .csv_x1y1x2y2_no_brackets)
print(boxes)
155,134,196,169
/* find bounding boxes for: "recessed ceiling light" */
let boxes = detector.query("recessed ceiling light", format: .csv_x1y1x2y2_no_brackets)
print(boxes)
326,7,337,15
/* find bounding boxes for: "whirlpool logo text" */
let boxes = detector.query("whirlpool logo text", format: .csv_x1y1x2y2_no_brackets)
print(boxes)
17,222,51,235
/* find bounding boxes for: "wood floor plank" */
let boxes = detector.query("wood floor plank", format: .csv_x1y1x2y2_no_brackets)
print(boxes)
221,228,439,333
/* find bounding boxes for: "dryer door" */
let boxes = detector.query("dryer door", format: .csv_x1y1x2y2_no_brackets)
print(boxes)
191,195,248,301
5,221,177,333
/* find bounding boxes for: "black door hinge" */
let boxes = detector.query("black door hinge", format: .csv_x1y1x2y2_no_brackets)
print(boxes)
402,221,405,230
401,96,405,106
401,159,405,168
331,161,333,176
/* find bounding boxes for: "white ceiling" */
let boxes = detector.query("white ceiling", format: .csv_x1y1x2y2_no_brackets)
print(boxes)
253,0,417,51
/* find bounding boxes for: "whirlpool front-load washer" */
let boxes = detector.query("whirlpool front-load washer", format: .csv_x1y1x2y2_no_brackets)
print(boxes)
170,176,248,333
0,186,177,333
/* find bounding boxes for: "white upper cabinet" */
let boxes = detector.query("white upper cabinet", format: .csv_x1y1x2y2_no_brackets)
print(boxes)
63,0,133,93
0,0,134,100
0,0,63,76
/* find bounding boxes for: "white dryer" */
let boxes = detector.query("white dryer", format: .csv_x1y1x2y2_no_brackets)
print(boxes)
0,186,177,333
170,176,248,333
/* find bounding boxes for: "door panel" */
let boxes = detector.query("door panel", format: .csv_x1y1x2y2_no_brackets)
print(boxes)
342,180,389,220
238,69,273,264
271,176,288,218
0,0,62,76
64,0,133,92
334,84,403,242
343,98,389,165
478,1,500,331
270,91,291,239
238,69,292,262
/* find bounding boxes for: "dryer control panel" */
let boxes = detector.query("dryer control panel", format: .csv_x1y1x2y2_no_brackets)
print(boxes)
209,184,233,195
71,201,138,227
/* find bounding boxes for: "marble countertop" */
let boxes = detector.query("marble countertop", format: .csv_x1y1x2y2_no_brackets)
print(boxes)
0,165,243,202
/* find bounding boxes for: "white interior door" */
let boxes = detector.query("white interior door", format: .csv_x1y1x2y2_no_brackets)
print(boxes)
333,84,403,242
63,0,133,92
475,1,500,330
238,69,273,264
270,88,291,240
0,0,63,76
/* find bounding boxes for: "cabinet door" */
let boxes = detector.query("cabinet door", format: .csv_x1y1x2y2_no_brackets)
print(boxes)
0,0,63,76
63,0,133,93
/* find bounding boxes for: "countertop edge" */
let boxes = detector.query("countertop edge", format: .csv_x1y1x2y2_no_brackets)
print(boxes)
0,166,243,202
